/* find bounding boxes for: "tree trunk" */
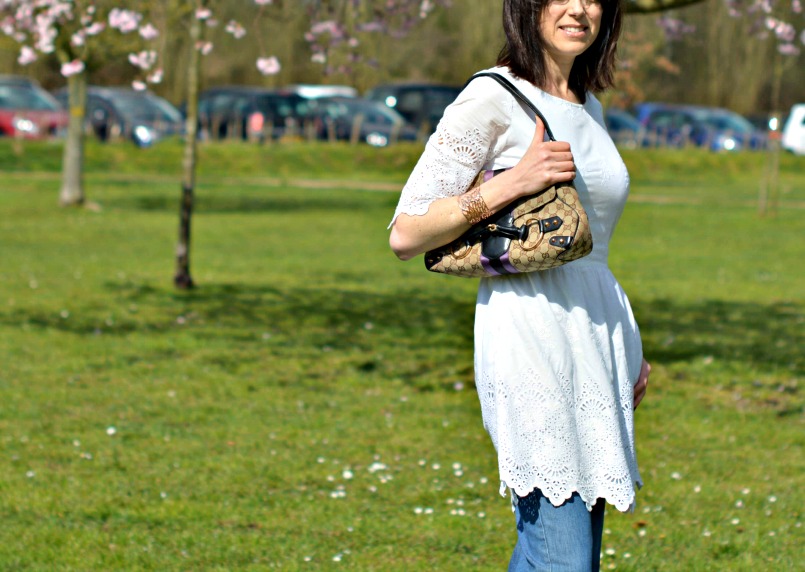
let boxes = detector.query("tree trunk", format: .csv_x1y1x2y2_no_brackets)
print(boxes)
174,7,203,289
59,71,87,207
759,52,788,218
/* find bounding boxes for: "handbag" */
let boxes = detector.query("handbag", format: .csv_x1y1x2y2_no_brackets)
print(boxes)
424,72,593,278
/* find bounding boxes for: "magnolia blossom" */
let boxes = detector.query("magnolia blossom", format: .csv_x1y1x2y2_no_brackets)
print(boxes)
46,2,72,21
420,0,434,18
4,0,454,84
256,56,280,75
147,69,164,84
657,15,696,40
301,0,453,75
727,0,802,56
17,45,36,65
775,21,796,41
34,25,56,53
3,3,158,81
310,20,344,39
61,59,85,77
128,50,157,70
132,80,147,91
85,22,105,35
225,20,246,38
139,23,158,40
109,8,141,33
358,22,385,33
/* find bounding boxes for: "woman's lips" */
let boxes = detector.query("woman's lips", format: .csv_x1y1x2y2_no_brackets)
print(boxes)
560,25,588,37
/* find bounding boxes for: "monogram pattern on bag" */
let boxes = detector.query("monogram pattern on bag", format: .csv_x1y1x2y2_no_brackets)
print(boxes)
425,175,593,278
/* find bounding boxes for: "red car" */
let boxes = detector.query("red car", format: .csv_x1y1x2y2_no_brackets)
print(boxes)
0,75,68,139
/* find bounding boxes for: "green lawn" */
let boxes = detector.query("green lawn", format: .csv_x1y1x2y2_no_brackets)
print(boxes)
0,140,803,570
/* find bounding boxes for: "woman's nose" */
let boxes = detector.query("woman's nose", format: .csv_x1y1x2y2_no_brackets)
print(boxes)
566,0,588,15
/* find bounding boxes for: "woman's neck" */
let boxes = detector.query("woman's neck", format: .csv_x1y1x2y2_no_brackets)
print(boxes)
541,58,579,104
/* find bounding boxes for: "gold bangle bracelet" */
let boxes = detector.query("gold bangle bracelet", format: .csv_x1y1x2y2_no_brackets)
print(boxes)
458,186,493,225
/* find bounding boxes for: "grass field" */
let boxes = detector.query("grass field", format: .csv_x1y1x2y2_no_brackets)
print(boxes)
0,139,803,571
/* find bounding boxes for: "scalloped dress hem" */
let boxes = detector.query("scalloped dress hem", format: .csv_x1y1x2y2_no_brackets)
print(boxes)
500,478,643,514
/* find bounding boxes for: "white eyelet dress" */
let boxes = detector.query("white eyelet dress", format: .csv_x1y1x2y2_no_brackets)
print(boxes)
391,67,644,512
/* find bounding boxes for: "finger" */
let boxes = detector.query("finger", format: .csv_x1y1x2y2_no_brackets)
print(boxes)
633,378,646,408
554,170,576,183
551,161,576,181
634,360,650,409
554,160,576,173
544,141,572,153
545,149,573,163
634,386,646,409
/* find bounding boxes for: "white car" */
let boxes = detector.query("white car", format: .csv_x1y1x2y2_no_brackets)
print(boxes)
286,84,358,99
782,103,805,155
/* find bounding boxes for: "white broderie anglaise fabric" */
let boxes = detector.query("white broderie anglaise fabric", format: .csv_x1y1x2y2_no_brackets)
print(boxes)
392,67,643,513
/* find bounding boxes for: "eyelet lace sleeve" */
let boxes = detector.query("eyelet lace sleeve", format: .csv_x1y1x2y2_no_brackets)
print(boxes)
389,78,512,227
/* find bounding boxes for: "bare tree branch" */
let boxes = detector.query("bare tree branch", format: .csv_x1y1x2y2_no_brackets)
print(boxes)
625,0,706,14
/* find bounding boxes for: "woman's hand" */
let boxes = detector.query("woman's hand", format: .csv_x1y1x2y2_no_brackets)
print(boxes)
500,120,576,200
634,358,650,410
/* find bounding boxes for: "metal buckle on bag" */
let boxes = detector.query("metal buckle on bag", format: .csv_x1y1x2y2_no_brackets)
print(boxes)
520,216,564,251
451,241,473,260
521,218,543,251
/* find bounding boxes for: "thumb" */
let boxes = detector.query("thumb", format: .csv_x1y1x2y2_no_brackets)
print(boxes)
530,120,546,148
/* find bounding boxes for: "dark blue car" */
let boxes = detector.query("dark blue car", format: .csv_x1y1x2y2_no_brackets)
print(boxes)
633,103,766,151
604,108,644,148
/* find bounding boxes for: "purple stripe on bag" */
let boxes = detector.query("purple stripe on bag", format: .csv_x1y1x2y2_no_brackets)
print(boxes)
480,255,502,276
499,251,519,274
480,252,520,276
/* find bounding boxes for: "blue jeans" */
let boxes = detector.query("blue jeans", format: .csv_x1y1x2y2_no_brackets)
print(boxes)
508,489,605,572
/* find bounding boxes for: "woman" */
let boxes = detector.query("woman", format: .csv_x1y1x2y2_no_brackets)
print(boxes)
389,0,650,569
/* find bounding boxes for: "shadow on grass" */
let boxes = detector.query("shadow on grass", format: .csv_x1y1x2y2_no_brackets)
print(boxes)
105,190,396,215
2,283,802,380
633,298,804,376
0,281,475,347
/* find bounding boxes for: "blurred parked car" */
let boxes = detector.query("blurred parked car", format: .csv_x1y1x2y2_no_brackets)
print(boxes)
196,86,313,141
782,103,805,155
55,86,183,147
365,83,461,135
604,108,644,148
286,84,358,99
689,106,767,151
312,96,418,146
633,103,766,151
744,112,780,133
0,75,68,139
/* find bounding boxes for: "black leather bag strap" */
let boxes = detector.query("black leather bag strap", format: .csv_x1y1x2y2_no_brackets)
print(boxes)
463,71,557,142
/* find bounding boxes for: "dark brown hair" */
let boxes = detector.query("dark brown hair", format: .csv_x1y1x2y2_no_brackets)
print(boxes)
496,0,622,103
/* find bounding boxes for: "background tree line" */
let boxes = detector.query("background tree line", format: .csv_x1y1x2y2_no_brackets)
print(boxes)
0,0,802,114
